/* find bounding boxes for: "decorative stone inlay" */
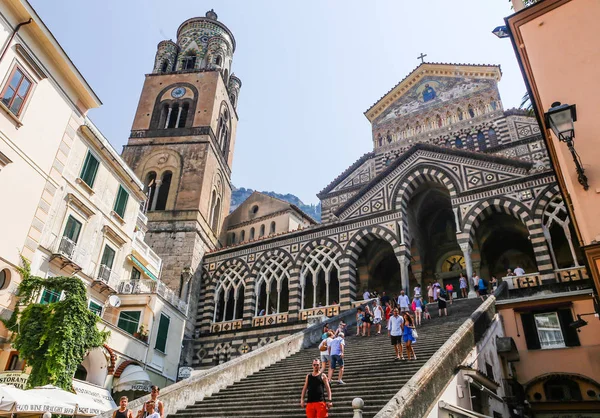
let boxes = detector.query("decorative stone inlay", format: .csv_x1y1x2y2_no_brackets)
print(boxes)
300,305,340,321
252,313,289,327
555,266,588,283
211,319,242,333
503,272,541,290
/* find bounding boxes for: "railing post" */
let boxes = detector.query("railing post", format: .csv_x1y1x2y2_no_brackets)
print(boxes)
352,398,364,418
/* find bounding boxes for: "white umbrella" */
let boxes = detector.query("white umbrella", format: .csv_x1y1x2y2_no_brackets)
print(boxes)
26,385,102,417
0,384,62,417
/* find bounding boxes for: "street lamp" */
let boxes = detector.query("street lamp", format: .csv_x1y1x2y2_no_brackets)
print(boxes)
544,102,589,190
492,25,510,38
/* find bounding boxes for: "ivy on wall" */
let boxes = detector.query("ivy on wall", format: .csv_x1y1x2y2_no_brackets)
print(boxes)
2,257,109,390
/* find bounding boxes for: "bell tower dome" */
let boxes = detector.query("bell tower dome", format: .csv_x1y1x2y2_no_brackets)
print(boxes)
121,11,242,351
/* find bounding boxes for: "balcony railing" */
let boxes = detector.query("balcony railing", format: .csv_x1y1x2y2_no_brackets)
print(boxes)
132,233,162,275
118,279,188,315
502,272,542,290
300,305,340,321
57,236,77,259
252,312,289,327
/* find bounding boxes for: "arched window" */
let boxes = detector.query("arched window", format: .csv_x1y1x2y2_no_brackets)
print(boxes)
167,103,179,128
160,60,169,73
216,104,231,156
465,134,475,150
454,136,463,149
436,115,442,128
250,227,255,240
213,263,246,322
211,197,221,232
259,224,265,237
490,99,498,111
223,69,229,84
154,171,172,211
158,103,169,129
215,56,222,66
255,254,291,316
477,131,486,151
457,108,464,121
144,172,157,212
240,230,245,242
182,53,196,70
377,134,383,147
544,377,582,401
177,103,189,128
488,128,499,147
301,245,340,310
543,195,581,268
468,105,475,118
230,232,236,245
270,221,276,235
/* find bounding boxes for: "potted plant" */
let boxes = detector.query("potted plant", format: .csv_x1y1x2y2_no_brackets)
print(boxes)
135,325,149,343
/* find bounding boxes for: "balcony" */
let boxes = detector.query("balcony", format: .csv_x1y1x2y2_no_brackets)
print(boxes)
118,279,188,315
131,232,162,279
93,264,118,293
49,236,81,273
498,266,591,300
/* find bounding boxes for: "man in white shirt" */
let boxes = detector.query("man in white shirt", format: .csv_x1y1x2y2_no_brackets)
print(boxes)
397,290,410,312
388,308,405,360
514,266,525,276
327,333,346,384
363,289,370,300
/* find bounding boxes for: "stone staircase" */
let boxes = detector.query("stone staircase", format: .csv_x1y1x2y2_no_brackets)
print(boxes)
171,299,482,418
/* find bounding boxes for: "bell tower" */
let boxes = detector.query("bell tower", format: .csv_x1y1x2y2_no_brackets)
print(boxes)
122,10,241,314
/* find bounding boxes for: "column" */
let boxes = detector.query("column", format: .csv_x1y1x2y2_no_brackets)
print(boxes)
150,180,162,211
398,254,410,296
338,258,355,311
164,106,172,129
175,105,183,128
460,242,477,298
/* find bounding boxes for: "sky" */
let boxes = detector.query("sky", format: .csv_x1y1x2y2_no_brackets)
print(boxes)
29,0,524,205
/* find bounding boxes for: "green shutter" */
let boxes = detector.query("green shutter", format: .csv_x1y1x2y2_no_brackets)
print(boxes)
130,267,141,281
40,288,60,305
63,215,82,242
100,245,116,269
117,311,141,335
80,152,99,188
154,313,170,353
89,300,103,316
113,185,129,218
521,312,541,350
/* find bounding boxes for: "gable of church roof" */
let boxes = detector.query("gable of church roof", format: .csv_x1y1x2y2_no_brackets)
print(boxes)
226,191,316,227
318,152,375,198
365,63,502,123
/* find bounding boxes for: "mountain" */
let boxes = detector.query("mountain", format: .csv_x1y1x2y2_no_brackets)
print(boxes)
230,186,321,222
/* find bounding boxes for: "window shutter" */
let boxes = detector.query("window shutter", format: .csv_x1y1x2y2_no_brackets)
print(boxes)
64,216,82,242
154,313,170,353
80,152,99,187
113,186,129,218
520,313,541,350
557,309,580,347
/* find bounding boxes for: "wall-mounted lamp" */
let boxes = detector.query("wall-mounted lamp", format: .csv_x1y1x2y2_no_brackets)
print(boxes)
544,102,589,190
492,25,510,38
569,312,598,331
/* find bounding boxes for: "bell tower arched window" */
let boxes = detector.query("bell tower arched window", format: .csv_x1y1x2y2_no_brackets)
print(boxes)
160,60,169,73
216,103,231,156
182,53,196,70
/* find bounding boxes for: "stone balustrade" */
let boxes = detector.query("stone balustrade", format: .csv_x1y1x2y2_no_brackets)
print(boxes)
300,305,340,320
555,266,588,283
252,312,288,327
502,272,542,290
210,319,242,333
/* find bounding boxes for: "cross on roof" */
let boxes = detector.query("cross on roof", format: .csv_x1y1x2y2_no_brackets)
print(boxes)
417,53,427,64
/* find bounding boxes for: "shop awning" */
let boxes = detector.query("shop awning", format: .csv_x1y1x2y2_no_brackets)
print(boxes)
129,254,158,281
112,365,152,393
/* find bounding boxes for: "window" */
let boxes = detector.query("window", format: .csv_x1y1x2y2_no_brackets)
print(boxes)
521,309,580,350
117,311,141,335
63,215,82,242
534,312,565,349
0,269,10,290
88,300,103,317
113,185,129,218
100,245,116,269
40,288,60,304
240,230,245,242
250,227,255,240
270,221,276,235
259,224,265,237
155,171,172,211
154,313,170,353
182,55,196,70
79,151,100,188
130,267,141,281
6,353,25,371
544,377,582,401
1,67,32,116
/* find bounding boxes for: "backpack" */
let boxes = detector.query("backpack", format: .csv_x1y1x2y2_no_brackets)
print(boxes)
439,288,448,298
319,339,328,352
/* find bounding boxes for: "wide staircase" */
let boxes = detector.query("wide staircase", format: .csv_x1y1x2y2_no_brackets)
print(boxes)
171,299,482,418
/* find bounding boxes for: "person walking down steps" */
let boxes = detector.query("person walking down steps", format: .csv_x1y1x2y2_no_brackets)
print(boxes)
327,332,346,384
300,358,333,418
388,308,405,361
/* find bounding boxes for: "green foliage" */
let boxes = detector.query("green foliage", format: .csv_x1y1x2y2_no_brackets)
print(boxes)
2,256,109,390
519,92,535,117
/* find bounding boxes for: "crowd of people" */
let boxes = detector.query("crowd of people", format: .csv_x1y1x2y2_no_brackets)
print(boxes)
112,386,164,418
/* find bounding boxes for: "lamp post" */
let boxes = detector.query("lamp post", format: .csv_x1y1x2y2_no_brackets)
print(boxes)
544,102,589,191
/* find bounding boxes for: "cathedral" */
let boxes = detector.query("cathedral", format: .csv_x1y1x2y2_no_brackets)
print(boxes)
120,11,580,369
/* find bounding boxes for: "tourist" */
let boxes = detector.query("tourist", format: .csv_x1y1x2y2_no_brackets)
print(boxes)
432,282,439,302
445,282,454,304
384,301,392,329
427,282,434,303
319,331,334,374
137,386,164,418
402,313,417,360
363,305,373,336
300,358,333,418
356,307,364,336
141,401,160,418
412,296,423,326
258,308,266,316
327,332,345,384
506,268,516,277
472,274,479,290
335,320,347,336
363,289,371,300
388,308,405,361
373,301,384,334
413,284,422,298
113,397,134,418
380,291,391,307
478,275,488,301
423,300,432,320
437,286,448,317
514,265,525,276
397,290,410,313
459,273,468,298
490,276,498,292
321,325,329,340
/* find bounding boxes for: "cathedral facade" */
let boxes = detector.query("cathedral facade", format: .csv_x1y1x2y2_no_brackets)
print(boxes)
120,12,581,369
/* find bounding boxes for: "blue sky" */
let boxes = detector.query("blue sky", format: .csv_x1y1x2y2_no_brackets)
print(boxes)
30,0,523,205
